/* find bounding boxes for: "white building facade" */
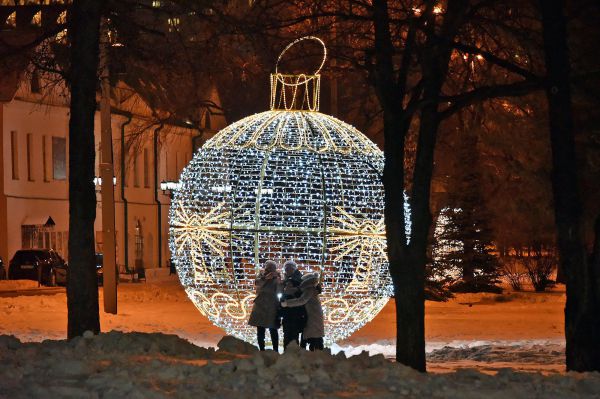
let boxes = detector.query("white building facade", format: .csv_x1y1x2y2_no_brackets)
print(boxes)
0,76,225,275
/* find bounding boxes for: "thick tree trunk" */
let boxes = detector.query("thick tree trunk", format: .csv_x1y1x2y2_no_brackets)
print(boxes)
372,0,422,371
540,0,600,371
592,216,600,291
67,0,103,338
373,0,467,372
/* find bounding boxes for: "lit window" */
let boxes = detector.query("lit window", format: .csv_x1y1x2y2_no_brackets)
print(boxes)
57,11,67,25
6,12,16,28
56,29,68,44
32,11,42,26
168,17,180,32
152,0,161,7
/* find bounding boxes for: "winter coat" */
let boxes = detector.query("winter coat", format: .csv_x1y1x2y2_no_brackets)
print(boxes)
285,273,324,339
280,269,306,328
281,269,303,300
248,273,281,329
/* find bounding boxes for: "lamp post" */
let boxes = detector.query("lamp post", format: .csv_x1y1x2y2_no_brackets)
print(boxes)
99,20,117,314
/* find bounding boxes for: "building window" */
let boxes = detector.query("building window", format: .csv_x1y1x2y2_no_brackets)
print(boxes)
31,70,41,94
11,131,19,180
143,148,150,188
133,152,140,187
6,12,16,28
31,11,42,27
52,137,66,180
42,136,49,181
57,10,66,25
21,225,56,249
168,17,180,32
135,220,144,261
26,133,34,181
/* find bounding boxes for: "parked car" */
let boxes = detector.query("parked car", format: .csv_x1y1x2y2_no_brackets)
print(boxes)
96,253,103,286
95,253,120,286
8,249,67,286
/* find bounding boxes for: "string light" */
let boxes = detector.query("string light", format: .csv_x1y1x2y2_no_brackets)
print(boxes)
169,37,410,345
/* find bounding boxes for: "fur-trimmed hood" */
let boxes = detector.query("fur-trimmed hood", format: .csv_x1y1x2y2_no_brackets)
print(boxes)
299,273,319,289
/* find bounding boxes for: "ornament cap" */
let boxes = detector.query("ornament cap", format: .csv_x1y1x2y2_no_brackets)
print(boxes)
270,36,326,111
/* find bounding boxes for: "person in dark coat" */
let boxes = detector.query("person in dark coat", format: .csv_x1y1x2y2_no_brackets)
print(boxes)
281,272,324,351
280,260,305,350
248,260,281,351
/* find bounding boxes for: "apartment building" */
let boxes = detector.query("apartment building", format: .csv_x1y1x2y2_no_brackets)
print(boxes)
0,72,225,275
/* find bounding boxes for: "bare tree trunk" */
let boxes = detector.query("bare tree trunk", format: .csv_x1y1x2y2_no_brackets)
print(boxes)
372,0,467,372
540,0,600,371
67,0,103,338
372,0,421,370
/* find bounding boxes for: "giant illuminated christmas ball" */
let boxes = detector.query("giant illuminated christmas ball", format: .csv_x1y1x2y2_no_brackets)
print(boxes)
169,37,398,345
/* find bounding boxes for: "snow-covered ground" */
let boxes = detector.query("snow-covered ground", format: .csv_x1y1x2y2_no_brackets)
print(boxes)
3,278,597,398
0,278,569,376
1,332,598,398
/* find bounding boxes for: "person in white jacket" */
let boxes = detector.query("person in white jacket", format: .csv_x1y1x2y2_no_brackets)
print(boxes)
281,272,324,351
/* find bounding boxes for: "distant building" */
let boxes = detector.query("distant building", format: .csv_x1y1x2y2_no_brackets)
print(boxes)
0,70,226,276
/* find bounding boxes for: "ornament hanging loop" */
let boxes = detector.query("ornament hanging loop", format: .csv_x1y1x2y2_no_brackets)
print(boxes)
271,36,326,111
275,36,327,86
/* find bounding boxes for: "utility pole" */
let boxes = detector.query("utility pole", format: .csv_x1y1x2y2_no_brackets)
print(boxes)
99,20,117,314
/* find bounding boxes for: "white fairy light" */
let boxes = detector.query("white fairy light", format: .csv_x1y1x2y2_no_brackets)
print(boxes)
169,37,410,346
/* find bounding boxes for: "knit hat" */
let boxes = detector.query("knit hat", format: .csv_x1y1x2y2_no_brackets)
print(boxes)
283,260,297,273
264,260,278,274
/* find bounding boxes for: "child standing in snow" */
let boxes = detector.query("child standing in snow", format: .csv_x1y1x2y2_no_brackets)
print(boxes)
281,272,324,351
248,260,281,351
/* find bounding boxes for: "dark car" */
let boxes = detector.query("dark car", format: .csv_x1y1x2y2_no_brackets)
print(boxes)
8,249,67,286
96,253,104,286
94,253,119,286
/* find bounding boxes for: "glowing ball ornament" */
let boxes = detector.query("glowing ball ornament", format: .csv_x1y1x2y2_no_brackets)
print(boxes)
170,37,395,345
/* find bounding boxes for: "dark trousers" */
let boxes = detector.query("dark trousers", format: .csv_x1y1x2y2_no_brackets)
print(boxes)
306,337,324,351
282,320,303,350
257,327,279,352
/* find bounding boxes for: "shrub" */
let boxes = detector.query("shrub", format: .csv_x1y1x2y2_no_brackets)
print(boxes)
500,257,527,291
523,255,556,292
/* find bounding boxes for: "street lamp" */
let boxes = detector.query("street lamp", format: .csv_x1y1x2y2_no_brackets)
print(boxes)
160,180,181,196
94,176,117,191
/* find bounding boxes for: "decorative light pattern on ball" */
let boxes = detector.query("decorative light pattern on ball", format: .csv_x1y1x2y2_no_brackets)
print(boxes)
169,37,400,345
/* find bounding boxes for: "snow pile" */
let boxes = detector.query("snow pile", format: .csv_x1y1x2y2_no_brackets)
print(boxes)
333,339,565,363
428,342,564,364
1,332,599,399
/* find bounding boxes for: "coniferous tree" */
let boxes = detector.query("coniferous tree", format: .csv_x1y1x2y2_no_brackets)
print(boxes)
432,131,501,293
